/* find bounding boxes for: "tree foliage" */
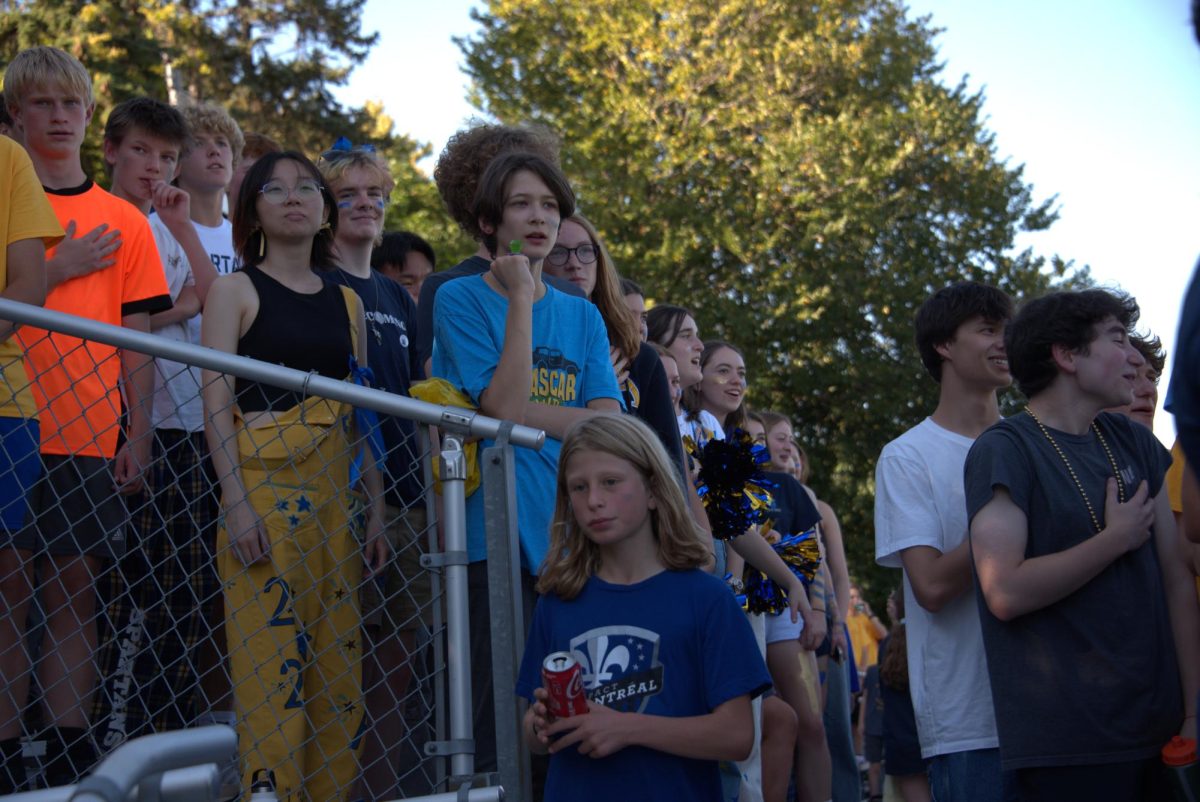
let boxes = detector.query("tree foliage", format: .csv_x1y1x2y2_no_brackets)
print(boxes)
459,0,1078,594
0,0,471,264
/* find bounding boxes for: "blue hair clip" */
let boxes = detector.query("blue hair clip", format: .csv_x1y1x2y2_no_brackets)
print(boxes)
325,136,376,157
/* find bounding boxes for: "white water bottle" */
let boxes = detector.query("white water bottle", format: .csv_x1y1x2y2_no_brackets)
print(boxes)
248,769,279,801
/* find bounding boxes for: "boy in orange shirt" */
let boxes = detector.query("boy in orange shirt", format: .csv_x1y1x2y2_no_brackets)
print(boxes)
3,46,170,786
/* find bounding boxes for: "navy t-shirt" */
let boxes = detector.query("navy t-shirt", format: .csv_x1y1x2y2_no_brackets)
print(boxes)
517,569,772,801
324,267,424,507
964,411,1178,770
763,470,821,536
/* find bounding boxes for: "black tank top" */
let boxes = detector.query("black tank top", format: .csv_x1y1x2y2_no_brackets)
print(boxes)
235,264,353,412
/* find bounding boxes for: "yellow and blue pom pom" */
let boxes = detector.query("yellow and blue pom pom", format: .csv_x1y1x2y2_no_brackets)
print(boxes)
742,526,823,615
689,428,777,540
777,527,822,583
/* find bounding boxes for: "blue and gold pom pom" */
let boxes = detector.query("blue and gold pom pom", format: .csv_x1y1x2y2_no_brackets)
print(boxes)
688,428,776,540
742,526,823,615
777,527,822,583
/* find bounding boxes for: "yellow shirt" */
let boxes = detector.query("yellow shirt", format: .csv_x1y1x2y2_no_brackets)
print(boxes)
1167,440,1185,515
1165,441,1200,598
847,610,883,670
0,138,64,419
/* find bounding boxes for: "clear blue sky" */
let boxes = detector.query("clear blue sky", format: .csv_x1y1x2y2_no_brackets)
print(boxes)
338,0,1200,444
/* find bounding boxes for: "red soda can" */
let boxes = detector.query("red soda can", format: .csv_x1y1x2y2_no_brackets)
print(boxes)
542,651,588,718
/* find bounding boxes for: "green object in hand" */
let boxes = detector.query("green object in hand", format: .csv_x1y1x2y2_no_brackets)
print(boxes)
509,239,522,254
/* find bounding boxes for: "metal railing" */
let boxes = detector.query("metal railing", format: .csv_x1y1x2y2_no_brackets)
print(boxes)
0,298,540,801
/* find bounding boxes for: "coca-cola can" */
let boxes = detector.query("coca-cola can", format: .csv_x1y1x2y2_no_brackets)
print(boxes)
542,651,588,718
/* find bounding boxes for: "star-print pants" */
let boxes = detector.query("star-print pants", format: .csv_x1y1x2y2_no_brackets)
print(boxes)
217,400,363,802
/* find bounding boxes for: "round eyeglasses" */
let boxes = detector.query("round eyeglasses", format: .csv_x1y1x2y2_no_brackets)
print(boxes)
259,179,323,205
545,244,598,267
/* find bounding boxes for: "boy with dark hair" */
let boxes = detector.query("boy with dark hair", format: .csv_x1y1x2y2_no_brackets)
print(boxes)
3,47,171,786
417,123,584,375
874,281,1014,802
0,129,63,794
92,95,223,750
433,150,621,775
372,230,435,302
1108,332,1164,430
966,288,1199,801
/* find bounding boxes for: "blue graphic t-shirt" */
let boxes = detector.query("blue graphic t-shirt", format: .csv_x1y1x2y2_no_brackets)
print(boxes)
432,276,621,570
516,570,772,802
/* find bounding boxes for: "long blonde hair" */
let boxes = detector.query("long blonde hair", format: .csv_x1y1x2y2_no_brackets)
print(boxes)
537,415,709,600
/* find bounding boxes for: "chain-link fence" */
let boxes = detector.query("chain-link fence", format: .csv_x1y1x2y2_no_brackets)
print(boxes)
0,298,540,802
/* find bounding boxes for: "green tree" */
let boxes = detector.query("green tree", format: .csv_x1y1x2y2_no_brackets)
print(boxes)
459,0,1078,590
0,0,381,153
0,0,466,255
0,0,166,175
358,100,474,266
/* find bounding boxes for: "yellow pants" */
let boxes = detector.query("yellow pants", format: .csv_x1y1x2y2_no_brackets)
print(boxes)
218,405,363,802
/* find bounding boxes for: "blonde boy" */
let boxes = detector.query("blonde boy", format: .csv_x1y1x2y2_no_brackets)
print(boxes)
3,46,170,786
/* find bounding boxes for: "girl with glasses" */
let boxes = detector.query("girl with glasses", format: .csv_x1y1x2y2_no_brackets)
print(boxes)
202,150,386,801
541,214,687,484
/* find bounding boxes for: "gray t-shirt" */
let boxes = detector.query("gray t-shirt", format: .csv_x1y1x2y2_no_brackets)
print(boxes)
964,411,1177,770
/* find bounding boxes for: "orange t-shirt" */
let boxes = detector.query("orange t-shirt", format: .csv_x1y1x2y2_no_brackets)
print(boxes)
19,180,170,458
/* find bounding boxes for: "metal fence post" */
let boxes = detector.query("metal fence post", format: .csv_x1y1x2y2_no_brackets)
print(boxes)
422,435,475,786
417,426,448,793
482,424,531,802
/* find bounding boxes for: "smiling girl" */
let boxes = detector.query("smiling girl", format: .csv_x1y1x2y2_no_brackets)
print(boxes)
689,340,749,435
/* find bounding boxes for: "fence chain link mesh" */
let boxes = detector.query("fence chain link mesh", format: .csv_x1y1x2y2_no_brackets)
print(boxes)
0,304,456,801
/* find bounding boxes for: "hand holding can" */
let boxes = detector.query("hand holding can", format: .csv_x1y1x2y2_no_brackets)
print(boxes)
542,651,589,718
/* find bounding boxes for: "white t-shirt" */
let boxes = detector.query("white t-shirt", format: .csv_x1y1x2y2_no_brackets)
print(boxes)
194,217,238,276
874,416,999,758
677,409,724,445
147,214,203,431
187,217,238,351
